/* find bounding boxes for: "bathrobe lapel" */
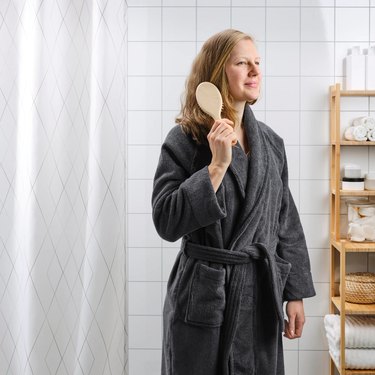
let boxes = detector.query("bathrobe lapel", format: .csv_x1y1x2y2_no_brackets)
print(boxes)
229,105,270,250
228,144,248,199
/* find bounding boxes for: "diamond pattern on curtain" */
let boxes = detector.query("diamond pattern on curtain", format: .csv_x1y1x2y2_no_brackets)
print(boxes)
0,0,127,374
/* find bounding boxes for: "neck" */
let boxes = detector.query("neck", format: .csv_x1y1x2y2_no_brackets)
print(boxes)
233,101,246,128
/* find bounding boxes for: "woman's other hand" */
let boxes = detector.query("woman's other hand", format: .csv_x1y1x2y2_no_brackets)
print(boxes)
284,300,306,339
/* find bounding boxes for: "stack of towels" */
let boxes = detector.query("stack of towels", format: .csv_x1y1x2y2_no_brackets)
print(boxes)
347,204,375,242
324,314,375,369
344,116,375,141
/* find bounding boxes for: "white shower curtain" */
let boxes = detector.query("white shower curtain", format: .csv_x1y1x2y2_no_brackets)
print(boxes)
0,0,127,374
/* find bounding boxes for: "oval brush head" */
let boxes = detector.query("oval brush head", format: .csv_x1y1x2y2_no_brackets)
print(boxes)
195,81,236,145
195,82,223,121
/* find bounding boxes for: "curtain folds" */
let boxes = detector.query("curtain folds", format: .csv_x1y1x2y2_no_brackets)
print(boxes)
0,0,127,374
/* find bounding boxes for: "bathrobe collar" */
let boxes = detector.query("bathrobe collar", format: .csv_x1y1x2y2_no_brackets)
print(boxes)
229,104,270,250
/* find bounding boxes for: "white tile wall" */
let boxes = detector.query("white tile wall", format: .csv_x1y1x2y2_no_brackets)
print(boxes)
128,248,162,281
335,8,370,42
301,42,334,76
266,111,300,144
162,76,186,110
284,351,299,375
309,249,330,283
197,0,230,5
163,0,195,5
128,8,162,41
162,8,196,41
232,0,265,5
163,42,196,75
127,3,375,375
266,42,300,76
128,77,162,110
301,0,334,6
300,180,330,214
336,0,369,6
129,316,162,349
231,7,266,41
129,350,161,375
128,42,162,76
300,111,330,145
266,77,300,110
266,8,300,42
197,7,231,41
128,111,162,145
288,148,302,182
301,7,335,41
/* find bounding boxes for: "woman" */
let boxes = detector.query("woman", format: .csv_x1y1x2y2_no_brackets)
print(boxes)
152,29,315,375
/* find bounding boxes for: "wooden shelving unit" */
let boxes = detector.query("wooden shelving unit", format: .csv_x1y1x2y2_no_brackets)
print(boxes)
329,83,375,375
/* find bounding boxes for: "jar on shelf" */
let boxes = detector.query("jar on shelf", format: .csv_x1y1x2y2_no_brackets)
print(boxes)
347,202,375,242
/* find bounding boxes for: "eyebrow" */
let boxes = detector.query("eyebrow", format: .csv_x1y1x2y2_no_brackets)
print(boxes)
234,56,261,61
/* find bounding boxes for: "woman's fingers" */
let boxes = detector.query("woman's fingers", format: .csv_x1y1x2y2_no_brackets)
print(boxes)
209,120,234,140
209,118,234,133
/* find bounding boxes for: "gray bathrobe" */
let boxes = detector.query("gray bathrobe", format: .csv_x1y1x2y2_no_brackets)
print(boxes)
152,105,315,375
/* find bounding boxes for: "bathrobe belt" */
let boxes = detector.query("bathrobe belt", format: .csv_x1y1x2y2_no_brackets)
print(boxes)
184,240,283,375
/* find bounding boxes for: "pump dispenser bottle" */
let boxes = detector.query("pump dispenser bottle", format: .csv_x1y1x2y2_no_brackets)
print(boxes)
366,46,375,90
345,46,366,90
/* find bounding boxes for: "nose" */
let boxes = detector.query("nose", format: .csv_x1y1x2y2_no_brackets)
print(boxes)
248,63,260,77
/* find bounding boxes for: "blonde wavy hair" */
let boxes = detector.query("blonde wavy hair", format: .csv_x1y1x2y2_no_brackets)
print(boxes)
176,29,255,144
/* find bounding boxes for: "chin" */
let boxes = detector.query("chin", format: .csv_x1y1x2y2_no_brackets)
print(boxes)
246,94,260,102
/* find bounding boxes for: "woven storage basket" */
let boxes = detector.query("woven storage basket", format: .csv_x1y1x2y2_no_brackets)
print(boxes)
344,272,375,304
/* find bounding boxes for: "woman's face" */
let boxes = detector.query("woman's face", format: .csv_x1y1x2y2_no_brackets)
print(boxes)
225,39,262,105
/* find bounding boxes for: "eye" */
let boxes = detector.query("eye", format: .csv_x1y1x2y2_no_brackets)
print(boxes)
236,61,247,66
255,61,260,66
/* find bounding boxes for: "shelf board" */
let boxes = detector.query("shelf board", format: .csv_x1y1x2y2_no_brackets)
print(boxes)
339,369,375,375
332,296,375,314
330,84,375,97
338,190,375,196
340,90,375,97
331,239,375,252
340,141,375,146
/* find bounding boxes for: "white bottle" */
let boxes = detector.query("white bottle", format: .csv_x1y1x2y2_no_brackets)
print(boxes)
345,46,366,90
366,46,375,90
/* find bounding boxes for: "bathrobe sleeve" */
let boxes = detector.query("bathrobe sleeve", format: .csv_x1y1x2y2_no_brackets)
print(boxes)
152,126,227,242
276,141,316,301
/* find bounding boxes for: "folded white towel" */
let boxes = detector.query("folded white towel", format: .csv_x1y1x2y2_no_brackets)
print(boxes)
353,116,375,131
368,129,375,141
329,347,375,370
324,314,375,348
344,125,368,141
325,314,375,369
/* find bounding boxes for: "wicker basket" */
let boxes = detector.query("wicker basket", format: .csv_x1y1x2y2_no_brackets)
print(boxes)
344,272,375,304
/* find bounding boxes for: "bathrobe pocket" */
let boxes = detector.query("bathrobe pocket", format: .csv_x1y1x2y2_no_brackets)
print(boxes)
186,263,226,327
274,254,292,295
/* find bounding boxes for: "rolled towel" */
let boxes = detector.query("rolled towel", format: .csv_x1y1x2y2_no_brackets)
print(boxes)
363,224,375,240
358,206,375,216
368,129,375,141
348,222,365,242
344,125,368,141
353,116,375,131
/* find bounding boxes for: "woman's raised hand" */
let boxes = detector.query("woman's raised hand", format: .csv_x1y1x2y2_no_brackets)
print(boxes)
207,119,237,169
207,119,237,192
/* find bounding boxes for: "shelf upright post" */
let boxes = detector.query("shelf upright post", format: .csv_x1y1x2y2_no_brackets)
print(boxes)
340,240,347,375
335,83,341,242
